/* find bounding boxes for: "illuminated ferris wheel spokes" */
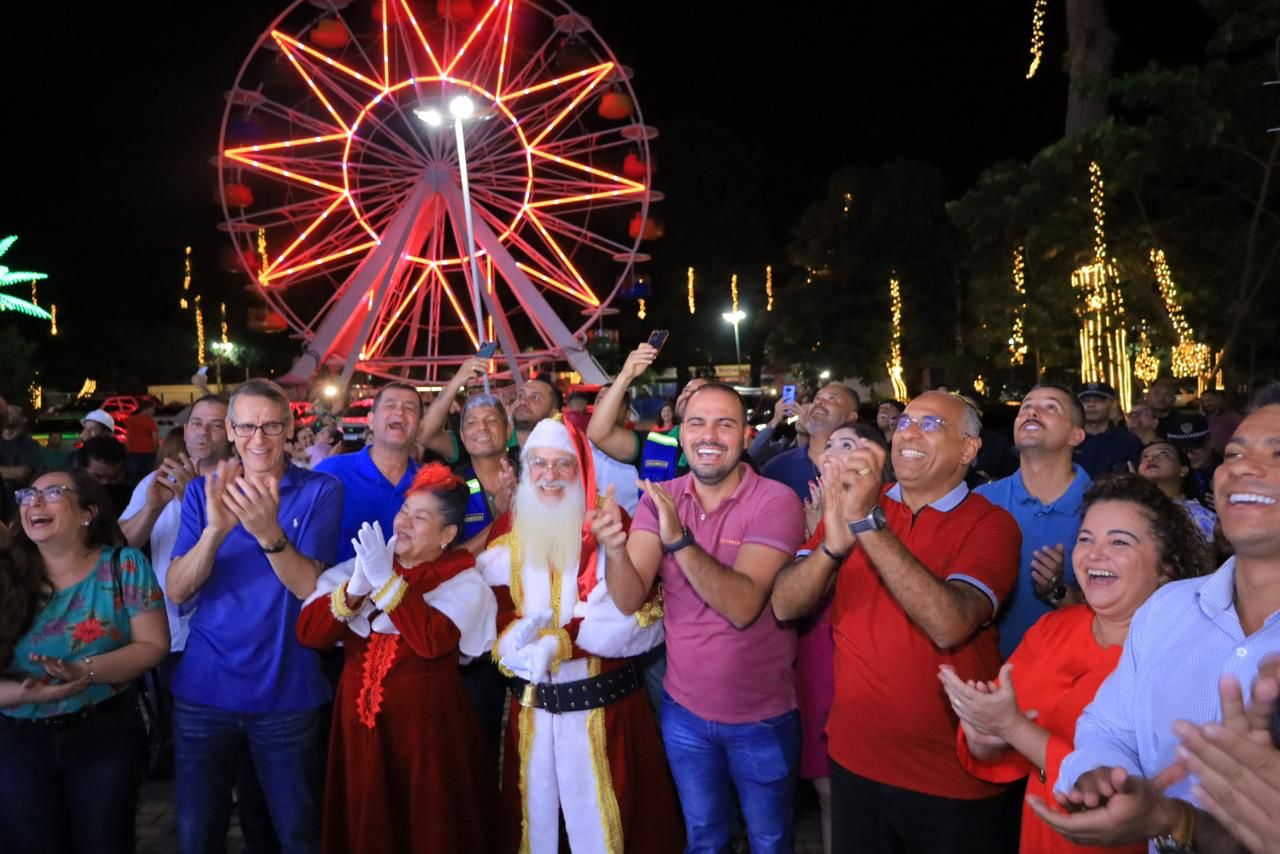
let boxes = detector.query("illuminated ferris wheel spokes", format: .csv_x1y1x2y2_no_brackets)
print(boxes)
219,0,653,383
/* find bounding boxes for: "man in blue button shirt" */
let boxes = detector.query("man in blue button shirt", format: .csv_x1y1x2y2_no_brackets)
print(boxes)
167,379,344,854
976,384,1091,658
1035,400,1280,851
315,382,422,563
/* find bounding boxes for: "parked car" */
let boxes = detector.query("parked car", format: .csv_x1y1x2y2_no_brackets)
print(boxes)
340,399,373,445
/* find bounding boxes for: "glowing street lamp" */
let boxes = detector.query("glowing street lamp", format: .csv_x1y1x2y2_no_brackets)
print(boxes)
415,95,489,390
722,309,747,376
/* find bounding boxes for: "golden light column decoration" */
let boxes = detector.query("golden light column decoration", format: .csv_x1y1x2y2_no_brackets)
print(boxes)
257,227,269,276
49,305,57,336
687,266,696,315
181,245,191,310
765,265,774,311
887,276,908,400
1134,324,1160,387
1026,0,1048,79
637,298,646,320
1009,245,1028,366
195,294,207,365
1073,162,1133,409
1150,249,1210,379
220,302,229,347
730,273,739,313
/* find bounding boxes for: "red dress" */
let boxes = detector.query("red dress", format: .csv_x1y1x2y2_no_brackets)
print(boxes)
955,605,1145,854
297,550,495,854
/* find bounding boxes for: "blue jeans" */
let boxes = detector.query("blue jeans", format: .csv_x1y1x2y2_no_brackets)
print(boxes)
661,693,800,854
0,689,146,854
174,698,323,854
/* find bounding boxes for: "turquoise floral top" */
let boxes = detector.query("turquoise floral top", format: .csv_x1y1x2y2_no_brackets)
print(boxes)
4,546,163,719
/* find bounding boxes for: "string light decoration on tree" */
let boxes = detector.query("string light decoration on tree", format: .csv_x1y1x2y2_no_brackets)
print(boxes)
1150,249,1210,379
181,245,192,310
1134,323,1159,386
1026,0,1047,79
257,228,269,276
887,276,908,400
730,273,739,313
221,302,230,348
0,235,52,320
1073,162,1132,409
1009,245,1028,366
687,267,696,315
765,265,773,311
637,298,646,320
50,305,57,336
195,295,207,365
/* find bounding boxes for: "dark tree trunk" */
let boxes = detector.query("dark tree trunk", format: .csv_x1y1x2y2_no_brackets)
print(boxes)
1064,0,1119,136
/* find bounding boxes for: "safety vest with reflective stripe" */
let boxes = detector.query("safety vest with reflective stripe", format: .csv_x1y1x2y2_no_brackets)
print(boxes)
640,429,680,482
462,474,494,541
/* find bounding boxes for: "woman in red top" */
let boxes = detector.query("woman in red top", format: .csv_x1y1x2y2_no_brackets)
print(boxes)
297,463,498,854
940,475,1213,854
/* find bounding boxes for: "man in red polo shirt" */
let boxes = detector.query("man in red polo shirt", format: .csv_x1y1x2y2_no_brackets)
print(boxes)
773,391,1022,854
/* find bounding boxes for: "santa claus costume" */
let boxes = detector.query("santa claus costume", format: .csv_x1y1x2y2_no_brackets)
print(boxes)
297,466,498,854
478,419,683,854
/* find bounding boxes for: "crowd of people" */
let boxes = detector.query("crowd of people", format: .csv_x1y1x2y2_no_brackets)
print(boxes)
1,353,1279,854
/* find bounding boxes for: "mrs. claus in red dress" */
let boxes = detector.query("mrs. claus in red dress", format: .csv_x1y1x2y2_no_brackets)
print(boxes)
297,464,498,854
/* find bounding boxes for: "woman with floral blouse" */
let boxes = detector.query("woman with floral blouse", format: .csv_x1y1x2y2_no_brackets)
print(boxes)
0,468,169,853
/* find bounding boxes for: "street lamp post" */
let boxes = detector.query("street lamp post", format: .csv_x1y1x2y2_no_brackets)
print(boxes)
415,95,490,392
722,309,746,380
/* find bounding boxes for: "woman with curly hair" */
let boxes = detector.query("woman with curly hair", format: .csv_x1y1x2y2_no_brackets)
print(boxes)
939,474,1213,854
296,462,497,853
0,468,169,853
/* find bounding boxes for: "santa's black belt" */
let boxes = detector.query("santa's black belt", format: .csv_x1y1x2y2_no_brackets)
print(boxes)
508,662,639,714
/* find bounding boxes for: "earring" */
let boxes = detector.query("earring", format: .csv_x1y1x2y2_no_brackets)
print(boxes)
82,521,90,527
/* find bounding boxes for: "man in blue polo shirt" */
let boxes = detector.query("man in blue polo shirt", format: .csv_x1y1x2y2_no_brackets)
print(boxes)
315,381,422,562
167,379,344,854
976,383,1091,658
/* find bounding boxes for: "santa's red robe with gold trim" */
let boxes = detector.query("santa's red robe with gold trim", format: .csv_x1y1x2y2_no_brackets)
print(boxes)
297,550,497,854
478,519,683,854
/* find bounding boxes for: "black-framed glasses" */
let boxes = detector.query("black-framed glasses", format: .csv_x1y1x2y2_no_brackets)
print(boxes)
894,414,950,434
16,485,78,506
230,421,287,438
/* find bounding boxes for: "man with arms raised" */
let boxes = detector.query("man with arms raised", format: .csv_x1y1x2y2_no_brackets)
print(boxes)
771,391,1021,853
166,379,344,854
478,418,681,853
589,342,711,483
1035,400,1280,853
595,382,805,853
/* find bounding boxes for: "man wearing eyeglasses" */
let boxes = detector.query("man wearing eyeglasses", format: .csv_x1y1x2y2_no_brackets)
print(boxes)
165,378,344,854
772,390,1021,854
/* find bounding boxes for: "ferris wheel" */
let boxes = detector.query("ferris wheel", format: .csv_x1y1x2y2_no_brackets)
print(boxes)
217,0,657,385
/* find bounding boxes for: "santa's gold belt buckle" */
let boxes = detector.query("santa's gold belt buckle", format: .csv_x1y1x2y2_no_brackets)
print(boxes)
519,682,542,709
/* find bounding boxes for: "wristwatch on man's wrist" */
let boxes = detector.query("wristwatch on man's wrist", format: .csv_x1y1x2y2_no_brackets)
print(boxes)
847,506,887,536
1153,798,1197,853
260,535,289,554
662,527,695,554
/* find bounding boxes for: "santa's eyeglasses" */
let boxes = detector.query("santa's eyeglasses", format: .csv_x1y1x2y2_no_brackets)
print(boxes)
527,456,577,475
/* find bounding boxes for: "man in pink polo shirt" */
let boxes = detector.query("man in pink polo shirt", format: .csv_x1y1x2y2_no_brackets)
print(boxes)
592,381,805,854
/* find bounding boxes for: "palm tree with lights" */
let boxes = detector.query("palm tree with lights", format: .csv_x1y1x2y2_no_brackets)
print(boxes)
0,235,51,319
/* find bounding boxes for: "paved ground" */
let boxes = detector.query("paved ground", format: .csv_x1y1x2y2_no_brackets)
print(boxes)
136,778,824,853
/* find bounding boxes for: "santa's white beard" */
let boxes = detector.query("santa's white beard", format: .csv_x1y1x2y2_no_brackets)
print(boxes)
513,478,586,574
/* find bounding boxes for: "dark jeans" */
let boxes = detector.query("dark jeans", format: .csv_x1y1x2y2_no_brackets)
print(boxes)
174,698,324,854
0,690,146,854
830,760,1019,854
661,692,800,854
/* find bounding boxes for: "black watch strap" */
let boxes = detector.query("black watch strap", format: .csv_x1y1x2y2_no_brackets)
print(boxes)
819,543,849,563
662,527,695,554
261,536,289,554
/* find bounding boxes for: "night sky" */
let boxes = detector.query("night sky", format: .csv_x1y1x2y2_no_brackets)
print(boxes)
0,0,1211,390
